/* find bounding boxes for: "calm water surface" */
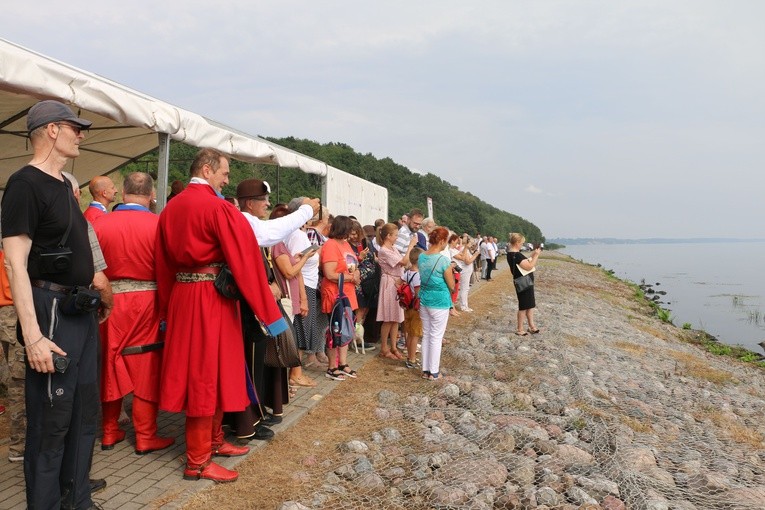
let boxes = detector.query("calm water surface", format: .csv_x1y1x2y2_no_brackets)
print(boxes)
561,242,765,353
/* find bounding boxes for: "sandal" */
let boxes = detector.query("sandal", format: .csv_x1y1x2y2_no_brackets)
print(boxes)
338,364,357,378
421,371,431,379
515,331,528,336
325,368,346,381
290,376,317,387
528,328,540,334
428,372,440,381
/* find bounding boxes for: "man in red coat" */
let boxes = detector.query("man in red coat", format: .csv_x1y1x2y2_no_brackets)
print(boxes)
155,148,287,483
84,175,118,223
92,172,175,456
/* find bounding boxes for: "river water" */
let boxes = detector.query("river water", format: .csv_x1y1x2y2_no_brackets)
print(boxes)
560,241,765,353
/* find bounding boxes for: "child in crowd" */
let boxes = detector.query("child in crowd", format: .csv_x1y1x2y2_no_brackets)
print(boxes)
402,248,424,369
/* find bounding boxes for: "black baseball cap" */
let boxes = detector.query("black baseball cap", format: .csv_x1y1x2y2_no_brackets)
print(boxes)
27,100,92,133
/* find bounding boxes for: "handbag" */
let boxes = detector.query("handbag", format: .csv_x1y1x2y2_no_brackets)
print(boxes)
511,252,534,293
264,301,301,368
214,264,243,300
280,297,294,318
513,274,534,293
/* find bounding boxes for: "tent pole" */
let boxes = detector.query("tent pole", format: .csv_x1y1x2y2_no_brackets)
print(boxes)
321,173,328,211
156,133,170,212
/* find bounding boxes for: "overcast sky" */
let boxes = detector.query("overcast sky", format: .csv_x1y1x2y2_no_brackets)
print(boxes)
5,1,764,238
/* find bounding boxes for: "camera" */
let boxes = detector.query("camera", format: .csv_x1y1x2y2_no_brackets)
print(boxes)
534,243,544,250
53,354,70,374
37,246,73,274
60,286,101,315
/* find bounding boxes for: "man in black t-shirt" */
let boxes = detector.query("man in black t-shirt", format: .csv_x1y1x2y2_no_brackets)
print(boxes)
1,100,99,510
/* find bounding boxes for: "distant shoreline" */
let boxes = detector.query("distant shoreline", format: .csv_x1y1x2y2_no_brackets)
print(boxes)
550,237,765,246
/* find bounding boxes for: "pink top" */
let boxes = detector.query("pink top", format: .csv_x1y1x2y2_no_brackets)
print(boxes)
272,241,301,314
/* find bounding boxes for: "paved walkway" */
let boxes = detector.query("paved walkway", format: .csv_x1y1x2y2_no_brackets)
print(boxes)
0,348,375,510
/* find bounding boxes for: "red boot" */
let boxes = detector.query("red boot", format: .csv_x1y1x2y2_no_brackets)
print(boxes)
184,414,239,482
133,396,175,455
212,442,250,457
210,408,249,457
101,398,126,450
183,461,239,483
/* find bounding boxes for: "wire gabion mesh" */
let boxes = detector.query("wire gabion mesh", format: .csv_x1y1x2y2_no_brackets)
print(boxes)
280,257,765,510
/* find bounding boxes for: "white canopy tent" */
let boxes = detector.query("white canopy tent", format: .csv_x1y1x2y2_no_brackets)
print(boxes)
0,38,387,224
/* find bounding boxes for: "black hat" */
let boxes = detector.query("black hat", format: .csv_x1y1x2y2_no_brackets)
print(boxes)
27,100,92,133
236,179,271,200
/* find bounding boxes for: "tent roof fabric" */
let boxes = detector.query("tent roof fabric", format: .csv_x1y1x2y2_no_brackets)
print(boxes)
0,38,338,189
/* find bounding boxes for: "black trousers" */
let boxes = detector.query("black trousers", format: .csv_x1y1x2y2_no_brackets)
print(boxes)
485,259,495,280
23,287,98,510
226,302,288,437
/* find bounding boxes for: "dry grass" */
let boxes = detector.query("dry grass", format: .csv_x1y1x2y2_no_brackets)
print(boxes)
181,359,421,510
620,416,653,434
668,351,736,385
631,321,672,342
564,334,587,348
613,341,648,356
694,409,764,448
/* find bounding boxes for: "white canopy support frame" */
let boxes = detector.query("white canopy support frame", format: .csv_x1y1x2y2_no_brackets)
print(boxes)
0,38,387,222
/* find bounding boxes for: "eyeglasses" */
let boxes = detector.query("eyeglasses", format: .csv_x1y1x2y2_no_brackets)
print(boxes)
56,123,83,136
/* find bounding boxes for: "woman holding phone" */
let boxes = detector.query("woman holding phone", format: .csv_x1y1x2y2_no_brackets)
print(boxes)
286,198,327,368
507,233,541,335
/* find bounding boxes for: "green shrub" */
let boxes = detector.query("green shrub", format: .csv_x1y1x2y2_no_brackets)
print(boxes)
656,307,673,324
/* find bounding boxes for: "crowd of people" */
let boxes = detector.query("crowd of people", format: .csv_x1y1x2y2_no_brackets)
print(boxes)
0,100,540,508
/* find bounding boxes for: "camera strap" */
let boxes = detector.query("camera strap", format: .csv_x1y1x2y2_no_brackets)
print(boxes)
58,188,74,248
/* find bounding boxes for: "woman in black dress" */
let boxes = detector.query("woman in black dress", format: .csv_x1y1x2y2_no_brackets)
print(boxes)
507,233,541,335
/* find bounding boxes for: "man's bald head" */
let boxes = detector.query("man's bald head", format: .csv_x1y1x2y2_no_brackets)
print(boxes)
88,176,118,206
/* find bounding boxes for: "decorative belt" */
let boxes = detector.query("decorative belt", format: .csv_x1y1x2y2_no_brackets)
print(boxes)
30,279,73,294
122,342,164,355
111,279,158,294
176,263,223,283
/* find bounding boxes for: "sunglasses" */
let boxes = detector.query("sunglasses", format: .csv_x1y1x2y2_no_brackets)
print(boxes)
56,123,84,136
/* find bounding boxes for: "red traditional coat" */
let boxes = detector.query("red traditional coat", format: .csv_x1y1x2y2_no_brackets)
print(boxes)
92,207,162,403
83,204,106,223
155,183,287,417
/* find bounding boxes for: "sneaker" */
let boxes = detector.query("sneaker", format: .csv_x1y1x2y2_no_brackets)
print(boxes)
362,343,376,351
405,359,420,369
396,338,406,350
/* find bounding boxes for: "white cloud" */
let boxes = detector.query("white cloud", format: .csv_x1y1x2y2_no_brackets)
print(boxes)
525,185,543,194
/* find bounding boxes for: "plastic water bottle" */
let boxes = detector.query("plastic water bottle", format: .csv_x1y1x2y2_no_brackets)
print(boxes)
332,321,340,335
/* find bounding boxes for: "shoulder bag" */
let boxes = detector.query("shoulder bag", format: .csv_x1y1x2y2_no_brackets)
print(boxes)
264,300,302,368
512,252,534,294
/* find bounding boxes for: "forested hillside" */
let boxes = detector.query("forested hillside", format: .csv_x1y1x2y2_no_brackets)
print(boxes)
122,138,544,242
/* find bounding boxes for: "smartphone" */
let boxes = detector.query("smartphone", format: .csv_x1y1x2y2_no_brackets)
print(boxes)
300,246,319,257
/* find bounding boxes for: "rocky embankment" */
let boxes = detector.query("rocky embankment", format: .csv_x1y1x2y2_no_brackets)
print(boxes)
280,252,765,510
